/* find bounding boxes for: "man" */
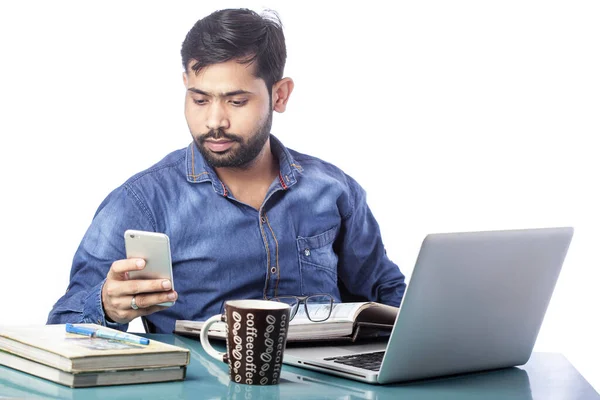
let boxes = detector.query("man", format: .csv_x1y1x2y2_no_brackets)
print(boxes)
47,8,406,333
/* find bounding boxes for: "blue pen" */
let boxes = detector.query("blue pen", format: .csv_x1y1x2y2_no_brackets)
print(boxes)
65,323,149,345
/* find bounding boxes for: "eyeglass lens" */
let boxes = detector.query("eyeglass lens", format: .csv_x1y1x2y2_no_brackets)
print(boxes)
303,294,333,322
271,294,334,322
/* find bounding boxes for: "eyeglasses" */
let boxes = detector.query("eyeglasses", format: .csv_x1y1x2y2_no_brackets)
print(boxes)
270,294,334,322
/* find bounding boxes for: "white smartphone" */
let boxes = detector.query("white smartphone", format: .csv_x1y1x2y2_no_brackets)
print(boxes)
124,229,175,307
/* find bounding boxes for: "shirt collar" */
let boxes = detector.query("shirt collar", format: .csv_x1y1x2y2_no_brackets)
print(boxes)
185,135,303,193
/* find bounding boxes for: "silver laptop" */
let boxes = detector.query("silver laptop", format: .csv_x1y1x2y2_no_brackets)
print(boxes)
284,227,573,384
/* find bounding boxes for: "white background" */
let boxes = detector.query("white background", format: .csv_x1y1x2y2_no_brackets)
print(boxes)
0,0,598,392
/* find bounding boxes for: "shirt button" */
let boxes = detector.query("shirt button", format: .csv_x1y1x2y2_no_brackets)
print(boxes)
304,248,311,257
261,215,266,223
270,267,277,274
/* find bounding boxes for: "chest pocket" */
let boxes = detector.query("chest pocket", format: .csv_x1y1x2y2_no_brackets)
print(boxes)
296,226,339,295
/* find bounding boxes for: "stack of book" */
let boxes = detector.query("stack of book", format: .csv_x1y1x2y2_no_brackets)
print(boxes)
175,301,399,343
0,324,190,388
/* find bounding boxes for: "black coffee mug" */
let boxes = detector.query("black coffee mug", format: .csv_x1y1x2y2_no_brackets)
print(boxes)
200,299,291,385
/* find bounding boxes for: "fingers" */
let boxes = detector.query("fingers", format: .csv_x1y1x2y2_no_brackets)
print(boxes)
103,289,178,324
103,258,177,324
108,258,145,280
128,277,173,295
104,277,173,299
131,291,178,310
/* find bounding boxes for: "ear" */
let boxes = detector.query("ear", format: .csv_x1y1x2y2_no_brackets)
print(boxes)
271,78,294,113
182,72,188,87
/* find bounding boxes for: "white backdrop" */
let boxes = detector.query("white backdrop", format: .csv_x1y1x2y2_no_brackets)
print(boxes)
0,0,598,392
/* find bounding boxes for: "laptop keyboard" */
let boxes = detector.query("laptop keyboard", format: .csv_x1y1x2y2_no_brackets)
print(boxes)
324,351,385,371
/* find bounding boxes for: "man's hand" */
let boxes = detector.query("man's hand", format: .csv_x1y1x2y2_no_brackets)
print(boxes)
101,258,178,324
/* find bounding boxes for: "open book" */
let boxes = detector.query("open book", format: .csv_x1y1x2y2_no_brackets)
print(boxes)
175,302,398,343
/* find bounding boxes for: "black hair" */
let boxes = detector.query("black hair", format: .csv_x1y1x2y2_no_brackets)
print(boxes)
181,8,286,90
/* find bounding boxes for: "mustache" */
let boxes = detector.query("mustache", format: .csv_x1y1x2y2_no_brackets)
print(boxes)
198,129,243,143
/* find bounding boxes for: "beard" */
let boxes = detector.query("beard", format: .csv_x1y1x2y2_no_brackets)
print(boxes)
193,110,273,169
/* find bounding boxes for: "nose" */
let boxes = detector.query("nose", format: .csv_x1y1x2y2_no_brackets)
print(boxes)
206,102,230,131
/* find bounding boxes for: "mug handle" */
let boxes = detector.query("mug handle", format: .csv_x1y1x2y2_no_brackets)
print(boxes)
200,314,226,362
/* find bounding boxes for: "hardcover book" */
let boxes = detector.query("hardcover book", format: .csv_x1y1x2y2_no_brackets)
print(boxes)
0,350,187,388
0,324,190,378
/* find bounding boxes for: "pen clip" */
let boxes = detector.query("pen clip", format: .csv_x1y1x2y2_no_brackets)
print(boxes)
65,323,97,337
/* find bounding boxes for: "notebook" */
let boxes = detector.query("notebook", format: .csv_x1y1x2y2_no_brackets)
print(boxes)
283,227,573,384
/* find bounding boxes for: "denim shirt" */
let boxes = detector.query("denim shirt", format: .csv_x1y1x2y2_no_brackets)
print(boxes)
47,136,406,333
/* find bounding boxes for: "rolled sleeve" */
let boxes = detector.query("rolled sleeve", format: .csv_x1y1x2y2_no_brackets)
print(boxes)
82,280,108,325
83,280,129,330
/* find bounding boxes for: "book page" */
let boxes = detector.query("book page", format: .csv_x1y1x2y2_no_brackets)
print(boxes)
177,302,368,330
175,307,357,340
174,302,397,341
291,302,367,325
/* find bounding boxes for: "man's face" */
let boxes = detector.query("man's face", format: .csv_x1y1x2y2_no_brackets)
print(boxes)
183,60,272,168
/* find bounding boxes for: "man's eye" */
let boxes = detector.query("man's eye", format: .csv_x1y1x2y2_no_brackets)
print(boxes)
193,99,207,106
230,99,248,107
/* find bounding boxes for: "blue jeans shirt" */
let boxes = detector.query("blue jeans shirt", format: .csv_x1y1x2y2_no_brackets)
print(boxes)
47,136,406,333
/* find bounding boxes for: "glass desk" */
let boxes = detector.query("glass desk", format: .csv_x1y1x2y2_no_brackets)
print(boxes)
0,334,598,399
